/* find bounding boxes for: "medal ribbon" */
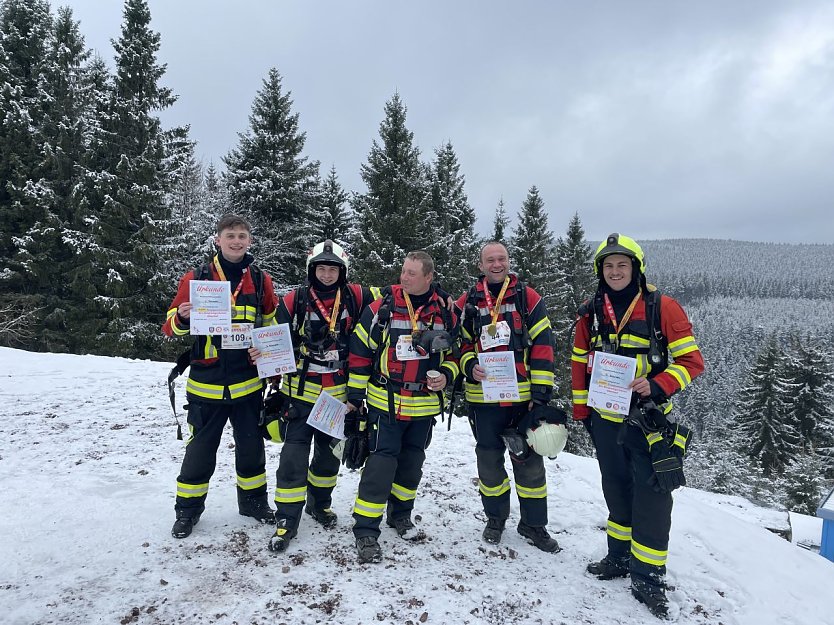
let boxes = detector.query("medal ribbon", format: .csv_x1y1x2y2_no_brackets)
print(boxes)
309,287,342,334
602,289,641,346
482,276,511,328
403,291,428,335
213,256,246,305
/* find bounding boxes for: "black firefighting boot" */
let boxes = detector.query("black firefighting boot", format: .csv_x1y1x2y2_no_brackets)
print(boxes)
386,515,425,541
356,535,383,563
631,578,670,619
305,504,338,529
587,554,631,580
482,518,506,544
171,510,202,539
238,493,275,524
268,518,297,553
517,522,561,553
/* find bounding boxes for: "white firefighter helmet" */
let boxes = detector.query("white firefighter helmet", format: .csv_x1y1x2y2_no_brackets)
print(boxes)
526,422,568,458
306,239,349,282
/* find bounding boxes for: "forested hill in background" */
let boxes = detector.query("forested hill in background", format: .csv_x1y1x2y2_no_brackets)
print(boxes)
639,239,834,302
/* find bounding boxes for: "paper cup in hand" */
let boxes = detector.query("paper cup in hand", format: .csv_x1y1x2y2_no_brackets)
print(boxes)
426,370,442,386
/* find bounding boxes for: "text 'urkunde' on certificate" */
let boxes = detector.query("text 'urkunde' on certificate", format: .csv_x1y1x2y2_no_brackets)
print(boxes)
587,352,636,416
478,352,521,402
251,323,297,379
189,280,232,336
306,390,347,439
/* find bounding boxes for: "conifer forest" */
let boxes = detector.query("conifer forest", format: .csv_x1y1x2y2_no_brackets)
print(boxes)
2,0,832,517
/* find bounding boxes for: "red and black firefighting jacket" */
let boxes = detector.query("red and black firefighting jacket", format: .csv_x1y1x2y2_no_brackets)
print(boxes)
347,285,459,419
455,274,554,405
162,254,277,402
278,283,380,405
571,289,704,423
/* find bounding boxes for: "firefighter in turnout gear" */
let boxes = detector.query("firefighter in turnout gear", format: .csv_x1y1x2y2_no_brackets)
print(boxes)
572,233,704,618
455,241,560,553
347,251,459,564
263,241,379,552
162,214,278,539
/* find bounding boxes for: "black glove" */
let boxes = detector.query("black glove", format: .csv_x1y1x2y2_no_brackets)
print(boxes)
648,380,669,405
517,403,567,434
646,423,693,493
640,398,668,430
342,408,369,470
260,389,286,442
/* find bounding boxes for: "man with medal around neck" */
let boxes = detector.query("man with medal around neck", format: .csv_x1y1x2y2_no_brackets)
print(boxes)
454,241,560,553
263,240,379,553
346,251,459,564
162,214,278,539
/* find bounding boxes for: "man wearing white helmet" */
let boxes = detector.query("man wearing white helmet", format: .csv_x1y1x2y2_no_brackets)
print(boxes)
262,240,380,552
572,233,704,618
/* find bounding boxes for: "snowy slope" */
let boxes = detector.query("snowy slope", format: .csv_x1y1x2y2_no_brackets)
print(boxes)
0,347,831,625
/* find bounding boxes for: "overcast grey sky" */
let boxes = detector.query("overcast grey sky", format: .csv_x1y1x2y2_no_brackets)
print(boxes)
59,0,834,244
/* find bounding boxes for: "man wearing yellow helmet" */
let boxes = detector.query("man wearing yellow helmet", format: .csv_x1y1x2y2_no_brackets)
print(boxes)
572,233,705,618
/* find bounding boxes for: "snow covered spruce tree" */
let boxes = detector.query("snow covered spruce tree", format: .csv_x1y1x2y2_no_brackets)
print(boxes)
319,164,351,248
730,335,801,477
781,336,834,470
31,6,100,352
223,67,320,289
490,196,510,243
0,0,53,342
551,213,596,454
351,93,432,286
782,451,827,514
426,141,478,296
509,185,561,310
159,124,208,284
68,0,176,357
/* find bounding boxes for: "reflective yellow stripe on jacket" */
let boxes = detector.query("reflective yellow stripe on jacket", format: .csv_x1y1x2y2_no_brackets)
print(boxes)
366,383,442,418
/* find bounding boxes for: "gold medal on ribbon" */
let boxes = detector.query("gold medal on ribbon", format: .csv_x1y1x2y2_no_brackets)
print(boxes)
487,323,497,338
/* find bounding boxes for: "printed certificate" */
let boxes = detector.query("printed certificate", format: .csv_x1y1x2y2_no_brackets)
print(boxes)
306,390,347,439
587,352,636,415
478,352,520,402
189,280,232,335
251,323,297,379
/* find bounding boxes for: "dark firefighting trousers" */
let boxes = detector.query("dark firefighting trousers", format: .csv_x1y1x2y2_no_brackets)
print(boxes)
470,403,548,527
273,401,340,531
592,411,673,586
352,408,435,538
175,394,267,515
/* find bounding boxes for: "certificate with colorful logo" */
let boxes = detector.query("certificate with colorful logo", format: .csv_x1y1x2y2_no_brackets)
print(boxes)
587,352,636,415
251,324,297,378
189,280,232,335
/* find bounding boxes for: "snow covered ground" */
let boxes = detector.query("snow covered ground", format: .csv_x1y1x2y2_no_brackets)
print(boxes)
0,346,832,625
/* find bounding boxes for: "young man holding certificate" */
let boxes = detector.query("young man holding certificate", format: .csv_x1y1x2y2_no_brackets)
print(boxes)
162,214,278,539
571,233,704,618
454,241,561,553
263,240,380,552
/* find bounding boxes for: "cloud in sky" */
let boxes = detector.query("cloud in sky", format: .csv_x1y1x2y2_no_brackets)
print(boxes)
60,0,834,243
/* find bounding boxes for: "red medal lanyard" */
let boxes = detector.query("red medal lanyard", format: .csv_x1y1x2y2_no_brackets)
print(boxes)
403,291,429,335
213,256,246,305
482,276,510,328
309,287,342,334
602,290,641,345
